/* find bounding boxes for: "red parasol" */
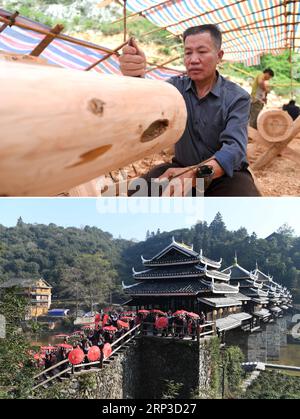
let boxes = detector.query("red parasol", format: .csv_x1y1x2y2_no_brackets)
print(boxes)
68,348,85,365
155,317,169,329
87,346,101,362
102,314,109,327
173,310,188,316
103,343,112,359
187,312,200,319
56,343,73,349
117,320,130,329
151,309,167,316
103,307,112,312
138,310,149,315
54,334,69,338
103,326,117,332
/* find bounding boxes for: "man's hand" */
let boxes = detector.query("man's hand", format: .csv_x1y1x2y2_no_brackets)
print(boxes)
206,159,225,179
154,159,224,197
119,38,146,77
157,167,197,197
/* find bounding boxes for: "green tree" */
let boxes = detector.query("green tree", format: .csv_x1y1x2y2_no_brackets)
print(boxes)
75,253,117,312
0,288,35,399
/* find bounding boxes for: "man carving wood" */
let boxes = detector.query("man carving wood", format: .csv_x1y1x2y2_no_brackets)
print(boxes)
119,24,260,197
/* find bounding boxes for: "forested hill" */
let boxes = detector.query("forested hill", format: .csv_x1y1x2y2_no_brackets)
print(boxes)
0,214,299,306
124,216,300,302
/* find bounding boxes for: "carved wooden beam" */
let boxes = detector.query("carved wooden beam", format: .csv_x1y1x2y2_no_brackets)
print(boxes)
0,61,187,196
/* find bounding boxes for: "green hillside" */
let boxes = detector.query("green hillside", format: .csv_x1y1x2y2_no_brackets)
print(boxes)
0,214,300,309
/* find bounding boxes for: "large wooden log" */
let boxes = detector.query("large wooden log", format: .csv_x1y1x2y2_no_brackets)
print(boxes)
252,114,300,170
0,51,51,66
257,110,293,143
0,61,187,196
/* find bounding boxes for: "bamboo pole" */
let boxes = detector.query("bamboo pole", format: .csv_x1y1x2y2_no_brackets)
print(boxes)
0,15,113,55
84,39,129,71
228,64,253,77
146,59,184,73
145,55,182,73
0,10,18,33
30,24,64,57
271,83,300,87
290,0,297,98
123,0,127,42
0,61,187,196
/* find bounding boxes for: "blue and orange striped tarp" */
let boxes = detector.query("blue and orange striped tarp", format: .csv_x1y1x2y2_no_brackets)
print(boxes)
0,8,184,79
124,0,300,65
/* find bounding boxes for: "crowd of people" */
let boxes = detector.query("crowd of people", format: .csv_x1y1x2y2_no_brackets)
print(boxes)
35,309,207,380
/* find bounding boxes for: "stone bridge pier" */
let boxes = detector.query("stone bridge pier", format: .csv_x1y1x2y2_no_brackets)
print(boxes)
225,317,288,362
53,336,213,399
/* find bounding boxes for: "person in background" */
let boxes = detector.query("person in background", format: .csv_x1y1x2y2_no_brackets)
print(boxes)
200,311,206,325
249,68,274,129
110,311,118,327
167,311,174,337
188,317,197,340
283,99,300,121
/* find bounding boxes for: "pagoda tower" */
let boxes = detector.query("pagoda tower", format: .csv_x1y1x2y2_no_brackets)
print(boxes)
123,238,241,322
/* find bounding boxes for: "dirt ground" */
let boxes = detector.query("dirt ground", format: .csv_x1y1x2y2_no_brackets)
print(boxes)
249,136,300,197
72,31,299,197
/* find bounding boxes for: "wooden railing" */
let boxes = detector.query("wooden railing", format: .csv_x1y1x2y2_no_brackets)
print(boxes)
32,324,142,390
32,321,215,391
199,321,215,338
140,320,215,340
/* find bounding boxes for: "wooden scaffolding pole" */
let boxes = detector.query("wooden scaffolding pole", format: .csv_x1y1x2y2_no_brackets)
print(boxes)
0,10,18,33
29,24,64,57
123,0,127,42
85,39,129,71
0,15,113,55
145,55,182,74
290,0,297,98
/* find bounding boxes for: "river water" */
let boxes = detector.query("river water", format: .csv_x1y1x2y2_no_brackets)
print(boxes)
270,343,300,368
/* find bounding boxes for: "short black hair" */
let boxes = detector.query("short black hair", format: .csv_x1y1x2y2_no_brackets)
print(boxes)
183,24,222,50
289,99,296,105
263,68,275,77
